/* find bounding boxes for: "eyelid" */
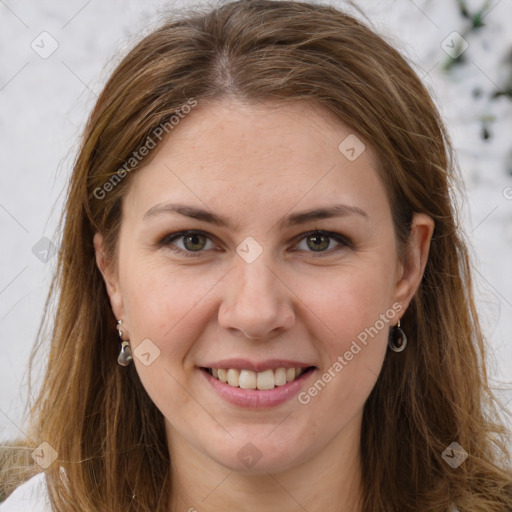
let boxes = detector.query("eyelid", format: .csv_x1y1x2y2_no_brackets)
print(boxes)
160,229,352,257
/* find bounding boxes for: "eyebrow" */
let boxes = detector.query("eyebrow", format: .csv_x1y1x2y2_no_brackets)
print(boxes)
143,202,368,230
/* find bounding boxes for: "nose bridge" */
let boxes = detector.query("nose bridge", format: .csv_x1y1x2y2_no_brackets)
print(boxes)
218,247,294,339
237,251,278,302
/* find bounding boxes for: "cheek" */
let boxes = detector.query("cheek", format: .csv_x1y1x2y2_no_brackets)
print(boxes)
300,265,395,402
118,260,206,409
119,256,220,358
308,262,395,344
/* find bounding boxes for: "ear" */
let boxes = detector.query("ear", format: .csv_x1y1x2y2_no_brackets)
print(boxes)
392,213,435,314
93,232,125,321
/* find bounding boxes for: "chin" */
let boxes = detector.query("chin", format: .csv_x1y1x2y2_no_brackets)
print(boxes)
206,438,307,474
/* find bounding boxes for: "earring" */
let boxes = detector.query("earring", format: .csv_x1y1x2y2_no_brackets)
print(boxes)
116,320,133,366
388,320,407,352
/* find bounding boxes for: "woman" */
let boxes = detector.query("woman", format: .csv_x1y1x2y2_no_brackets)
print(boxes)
2,0,511,511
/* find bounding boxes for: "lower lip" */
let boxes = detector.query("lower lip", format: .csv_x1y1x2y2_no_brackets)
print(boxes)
200,367,316,409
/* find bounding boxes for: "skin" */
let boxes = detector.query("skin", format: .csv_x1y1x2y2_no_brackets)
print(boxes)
94,98,434,512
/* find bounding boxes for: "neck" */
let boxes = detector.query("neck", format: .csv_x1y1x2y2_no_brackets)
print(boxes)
166,415,363,512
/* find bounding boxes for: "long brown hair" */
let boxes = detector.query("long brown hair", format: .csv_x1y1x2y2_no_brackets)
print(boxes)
23,1,512,510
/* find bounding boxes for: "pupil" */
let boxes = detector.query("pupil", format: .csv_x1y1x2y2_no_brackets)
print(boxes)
309,234,328,251
185,234,205,251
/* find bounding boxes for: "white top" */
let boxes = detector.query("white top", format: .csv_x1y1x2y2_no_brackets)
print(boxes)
0,472,52,512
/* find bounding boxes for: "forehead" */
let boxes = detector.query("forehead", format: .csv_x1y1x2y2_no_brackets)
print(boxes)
124,98,389,226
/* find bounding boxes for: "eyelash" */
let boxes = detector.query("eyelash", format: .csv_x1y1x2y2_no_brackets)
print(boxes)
159,229,352,258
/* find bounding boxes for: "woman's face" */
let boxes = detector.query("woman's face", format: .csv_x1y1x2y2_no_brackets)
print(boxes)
96,98,432,475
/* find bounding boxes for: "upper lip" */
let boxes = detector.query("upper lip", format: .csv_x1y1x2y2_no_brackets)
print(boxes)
200,359,316,372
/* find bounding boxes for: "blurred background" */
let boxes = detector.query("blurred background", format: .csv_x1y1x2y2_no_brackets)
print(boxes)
1,0,511,445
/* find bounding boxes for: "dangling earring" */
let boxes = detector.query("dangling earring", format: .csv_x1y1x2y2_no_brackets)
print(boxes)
388,320,407,352
117,320,133,366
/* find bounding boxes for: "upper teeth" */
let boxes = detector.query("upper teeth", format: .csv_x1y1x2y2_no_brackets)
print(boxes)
210,367,307,390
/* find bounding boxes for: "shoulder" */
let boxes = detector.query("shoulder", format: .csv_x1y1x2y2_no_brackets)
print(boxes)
0,472,52,512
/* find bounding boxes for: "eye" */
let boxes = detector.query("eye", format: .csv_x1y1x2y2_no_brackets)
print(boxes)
293,230,351,255
160,229,351,258
161,230,216,257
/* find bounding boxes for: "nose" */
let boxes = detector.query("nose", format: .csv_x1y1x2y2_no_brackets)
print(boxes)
217,254,295,340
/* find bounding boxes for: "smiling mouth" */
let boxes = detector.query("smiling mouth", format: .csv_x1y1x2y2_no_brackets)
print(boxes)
201,366,316,390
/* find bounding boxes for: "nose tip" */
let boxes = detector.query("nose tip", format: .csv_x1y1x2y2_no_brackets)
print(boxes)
217,261,295,340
